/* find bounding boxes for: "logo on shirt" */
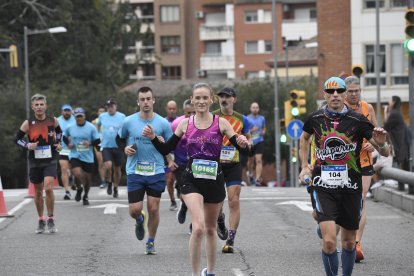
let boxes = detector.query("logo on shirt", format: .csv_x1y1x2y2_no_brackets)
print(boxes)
316,136,357,161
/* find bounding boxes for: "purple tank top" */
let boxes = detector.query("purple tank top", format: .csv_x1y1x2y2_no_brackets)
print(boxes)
185,115,223,160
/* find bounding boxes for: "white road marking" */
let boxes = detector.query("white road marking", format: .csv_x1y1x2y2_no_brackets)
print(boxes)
0,198,32,224
88,203,129,214
232,268,244,276
276,200,313,211
3,190,26,197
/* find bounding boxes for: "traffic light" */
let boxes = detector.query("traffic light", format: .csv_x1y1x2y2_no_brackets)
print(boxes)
284,90,307,128
352,64,364,78
404,8,414,54
290,90,306,115
9,44,18,68
291,147,297,163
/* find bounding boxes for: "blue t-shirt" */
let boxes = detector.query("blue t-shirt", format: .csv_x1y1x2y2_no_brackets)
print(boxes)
247,114,266,145
118,112,173,176
98,112,126,149
64,122,100,163
57,115,76,150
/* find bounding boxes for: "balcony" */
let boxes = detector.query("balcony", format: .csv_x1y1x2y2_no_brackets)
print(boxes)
200,54,234,70
282,20,317,41
201,0,232,5
200,25,234,41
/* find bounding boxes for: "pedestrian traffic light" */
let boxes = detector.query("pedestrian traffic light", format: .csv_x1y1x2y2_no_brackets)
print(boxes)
404,8,414,54
291,147,297,163
9,44,18,68
352,65,364,78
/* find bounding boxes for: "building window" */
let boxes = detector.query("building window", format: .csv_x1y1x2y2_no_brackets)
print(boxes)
160,5,179,22
205,42,221,56
161,36,180,54
364,0,384,8
265,40,272,53
245,11,258,23
310,9,317,20
246,71,259,79
391,43,409,85
391,0,407,7
245,41,258,54
365,44,386,86
162,66,181,80
263,10,272,23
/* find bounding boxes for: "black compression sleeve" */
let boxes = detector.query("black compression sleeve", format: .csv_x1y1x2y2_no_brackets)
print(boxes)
229,135,251,155
116,135,126,151
92,138,101,151
63,136,70,146
55,125,63,142
14,130,28,149
151,134,181,155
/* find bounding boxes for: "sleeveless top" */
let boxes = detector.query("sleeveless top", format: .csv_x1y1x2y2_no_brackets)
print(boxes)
185,115,223,161
27,115,58,166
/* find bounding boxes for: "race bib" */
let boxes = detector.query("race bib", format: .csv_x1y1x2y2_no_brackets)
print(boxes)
191,159,218,180
321,165,348,186
76,143,89,152
34,145,52,159
60,148,71,156
252,131,260,140
135,161,155,176
220,146,236,161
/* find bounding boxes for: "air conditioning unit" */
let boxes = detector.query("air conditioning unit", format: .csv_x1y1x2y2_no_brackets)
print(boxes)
195,11,204,19
197,69,207,78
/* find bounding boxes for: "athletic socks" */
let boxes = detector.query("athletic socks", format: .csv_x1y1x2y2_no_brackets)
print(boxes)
228,230,236,243
137,214,144,223
147,237,155,244
321,250,338,276
341,247,356,276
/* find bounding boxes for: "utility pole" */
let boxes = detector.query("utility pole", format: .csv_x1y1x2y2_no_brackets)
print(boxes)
409,0,414,171
375,0,382,124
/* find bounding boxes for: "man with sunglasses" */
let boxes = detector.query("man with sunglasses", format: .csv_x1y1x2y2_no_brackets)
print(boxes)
344,76,378,263
299,77,390,276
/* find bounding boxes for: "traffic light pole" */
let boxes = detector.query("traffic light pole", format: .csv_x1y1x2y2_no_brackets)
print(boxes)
289,139,293,187
409,0,414,172
272,0,282,187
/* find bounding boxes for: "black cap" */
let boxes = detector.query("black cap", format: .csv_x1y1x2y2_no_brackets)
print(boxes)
217,87,236,97
106,98,117,106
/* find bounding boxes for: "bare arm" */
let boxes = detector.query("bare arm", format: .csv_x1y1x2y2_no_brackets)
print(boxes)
299,131,313,183
368,104,378,127
369,127,390,157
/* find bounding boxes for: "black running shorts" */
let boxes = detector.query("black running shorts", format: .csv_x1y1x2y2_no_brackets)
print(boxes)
249,141,264,156
361,165,375,176
312,189,362,230
102,148,123,167
180,168,226,204
29,163,57,184
70,158,94,174
221,162,242,187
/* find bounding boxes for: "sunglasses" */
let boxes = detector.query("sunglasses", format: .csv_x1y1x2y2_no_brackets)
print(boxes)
325,88,346,94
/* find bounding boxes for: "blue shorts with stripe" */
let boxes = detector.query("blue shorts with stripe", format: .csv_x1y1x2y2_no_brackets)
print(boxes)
127,173,166,193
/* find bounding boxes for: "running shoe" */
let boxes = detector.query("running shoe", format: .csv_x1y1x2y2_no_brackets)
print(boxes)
355,242,365,262
107,182,112,195
217,213,228,240
200,268,212,276
176,202,187,224
35,220,46,234
145,242,157,255
83,196,89,206
169,200,178,211
63,191,71,200
113,187,118,198
222,240,234,254
248,174,256,186
75,187,83,202
71,184,77,191
135,210,146,241
47,218,57,233
316,224,322,239
99,182,107,189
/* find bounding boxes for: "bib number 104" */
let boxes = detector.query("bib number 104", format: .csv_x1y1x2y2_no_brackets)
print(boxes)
328,172,341,178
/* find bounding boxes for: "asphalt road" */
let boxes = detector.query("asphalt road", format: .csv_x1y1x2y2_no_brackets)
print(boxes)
1,186,413,276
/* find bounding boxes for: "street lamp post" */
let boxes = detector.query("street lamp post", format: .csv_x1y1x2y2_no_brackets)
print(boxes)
271,0,281,187
23,26,67,181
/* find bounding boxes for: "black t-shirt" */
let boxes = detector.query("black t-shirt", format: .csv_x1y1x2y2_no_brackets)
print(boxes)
303,107,374,193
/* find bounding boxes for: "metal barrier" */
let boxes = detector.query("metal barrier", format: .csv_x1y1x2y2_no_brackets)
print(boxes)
381,167,414,195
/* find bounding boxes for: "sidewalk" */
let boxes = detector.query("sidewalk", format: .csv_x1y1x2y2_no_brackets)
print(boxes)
372,184,414,214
